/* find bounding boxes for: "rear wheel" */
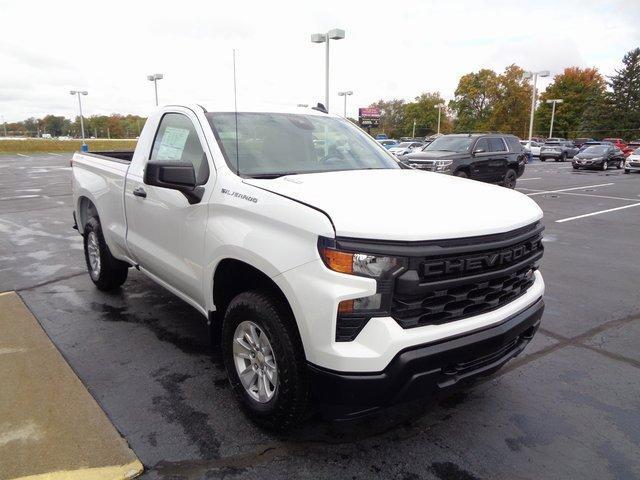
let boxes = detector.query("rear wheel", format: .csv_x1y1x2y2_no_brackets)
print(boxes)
503,168,517,189
222,290,309,431
83,217,129,291
617,160,623,169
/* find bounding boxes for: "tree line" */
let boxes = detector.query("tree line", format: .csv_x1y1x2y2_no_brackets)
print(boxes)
3,114,146,139
368,48,640,141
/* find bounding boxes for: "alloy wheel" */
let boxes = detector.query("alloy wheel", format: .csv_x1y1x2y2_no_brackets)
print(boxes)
232,320,278,403
87,231,101,279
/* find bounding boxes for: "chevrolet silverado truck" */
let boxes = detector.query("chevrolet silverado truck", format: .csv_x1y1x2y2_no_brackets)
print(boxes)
71,104,545,430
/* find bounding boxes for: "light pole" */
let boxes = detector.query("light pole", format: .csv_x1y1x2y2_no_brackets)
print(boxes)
311,29,345,111
412,119,417,138
546,99,563,138
337,90,353,117
523,70,550,143
69,90,88,149
147,73,164,106
434,103,445,134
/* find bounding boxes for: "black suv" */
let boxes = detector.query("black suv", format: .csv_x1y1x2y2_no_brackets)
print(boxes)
401,133,526,188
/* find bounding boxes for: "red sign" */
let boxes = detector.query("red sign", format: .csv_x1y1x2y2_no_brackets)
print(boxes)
358,107,381,118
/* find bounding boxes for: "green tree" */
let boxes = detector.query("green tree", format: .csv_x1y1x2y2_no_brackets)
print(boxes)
449,69,498,132
368,99,406,138
487,64,532,137
608,48,640,139
403,92,450,137
535,67,606,139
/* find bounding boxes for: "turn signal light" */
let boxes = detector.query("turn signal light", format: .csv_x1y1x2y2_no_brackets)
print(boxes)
319,248,353,274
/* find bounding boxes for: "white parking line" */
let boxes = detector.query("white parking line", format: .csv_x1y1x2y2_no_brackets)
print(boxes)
556,203,640,223
525,183,615,196
517,177,542,181
47,152,62,156
549,192,640,202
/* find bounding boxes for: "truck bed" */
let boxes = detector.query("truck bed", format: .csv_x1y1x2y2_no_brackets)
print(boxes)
82,150,135,163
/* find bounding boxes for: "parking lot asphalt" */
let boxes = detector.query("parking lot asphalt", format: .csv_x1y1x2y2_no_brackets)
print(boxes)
1,153,639,480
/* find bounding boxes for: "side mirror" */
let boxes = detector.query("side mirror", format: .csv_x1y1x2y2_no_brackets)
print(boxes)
473,148,485,155
144,161,204,204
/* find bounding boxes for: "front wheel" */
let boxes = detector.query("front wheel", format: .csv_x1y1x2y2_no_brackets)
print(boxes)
601,160,608,171
503,168,517,189
222,290,309,431
454,170,468,179
573,165,580,170
83,217,128,291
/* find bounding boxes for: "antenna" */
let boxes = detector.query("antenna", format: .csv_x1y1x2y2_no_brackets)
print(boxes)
233,49,240,175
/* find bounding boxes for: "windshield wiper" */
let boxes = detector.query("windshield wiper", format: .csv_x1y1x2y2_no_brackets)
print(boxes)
244,172,301,179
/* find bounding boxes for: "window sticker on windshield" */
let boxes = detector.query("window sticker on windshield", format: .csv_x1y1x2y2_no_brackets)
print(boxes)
157,126,190,160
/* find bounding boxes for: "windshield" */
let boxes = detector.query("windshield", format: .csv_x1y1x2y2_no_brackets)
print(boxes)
423,136,473,153
207,112,399,178
582,145,608,154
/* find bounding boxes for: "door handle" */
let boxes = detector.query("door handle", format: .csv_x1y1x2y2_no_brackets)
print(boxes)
133,186,147,198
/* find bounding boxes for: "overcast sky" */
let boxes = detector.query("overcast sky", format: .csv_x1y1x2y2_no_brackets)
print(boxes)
1,0,638,122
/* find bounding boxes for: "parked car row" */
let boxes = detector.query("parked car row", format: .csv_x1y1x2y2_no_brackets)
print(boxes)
399,133,525,189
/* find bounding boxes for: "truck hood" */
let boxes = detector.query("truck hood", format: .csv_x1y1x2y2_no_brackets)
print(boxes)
244,169,542,241
403,150,465,161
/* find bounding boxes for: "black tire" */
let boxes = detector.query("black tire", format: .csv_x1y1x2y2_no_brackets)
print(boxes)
625,169,630,174
601,160,608,171
540,158,546,162
573,165,580,170
557,153,567,162
503,168,517,189
83,217,129,291
454,170,468,179
222,290,309,431
617,160,623,169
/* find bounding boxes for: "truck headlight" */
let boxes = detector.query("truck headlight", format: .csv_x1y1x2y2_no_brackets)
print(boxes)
318,242,401,278
318,237,406,318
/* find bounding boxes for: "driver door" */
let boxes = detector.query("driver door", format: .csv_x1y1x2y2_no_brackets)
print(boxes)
125,111,214,307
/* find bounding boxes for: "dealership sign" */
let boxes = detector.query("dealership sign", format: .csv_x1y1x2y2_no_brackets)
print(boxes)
358,107,381,127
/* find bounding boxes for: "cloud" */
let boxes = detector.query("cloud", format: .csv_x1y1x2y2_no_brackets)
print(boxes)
0,0,638,121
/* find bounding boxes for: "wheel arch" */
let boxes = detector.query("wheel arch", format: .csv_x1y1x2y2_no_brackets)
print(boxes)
209,258,305,357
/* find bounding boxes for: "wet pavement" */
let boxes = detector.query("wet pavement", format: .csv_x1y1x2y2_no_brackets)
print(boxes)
1,153,639,479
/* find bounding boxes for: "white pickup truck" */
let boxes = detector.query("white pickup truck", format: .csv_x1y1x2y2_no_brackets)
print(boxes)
72,104,545,430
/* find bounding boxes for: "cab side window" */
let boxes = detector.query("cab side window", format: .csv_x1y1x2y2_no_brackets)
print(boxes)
488,137,507,152
150,113,210,184
474,138,490,153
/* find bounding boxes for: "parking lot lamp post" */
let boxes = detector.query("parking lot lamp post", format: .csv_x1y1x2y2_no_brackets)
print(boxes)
147,73,164,106
69,90,88,150
523,70,550,143
546,99,563,138
435,103,445,134
337,90,352,117
311,29,345,112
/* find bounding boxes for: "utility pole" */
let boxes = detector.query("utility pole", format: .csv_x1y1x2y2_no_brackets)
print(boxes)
435,103,445,134
69,90,88,149
311,29,345,111
546,99,563,138
412,119,416,138
147,73,164,106
337,90,353,117
523,70,550,142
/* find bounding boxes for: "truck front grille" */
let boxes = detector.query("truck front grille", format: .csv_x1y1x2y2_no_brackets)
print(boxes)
391,222,543,329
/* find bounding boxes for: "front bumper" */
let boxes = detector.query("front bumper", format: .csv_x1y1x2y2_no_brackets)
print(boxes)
309,297,544,419
625,162,640,171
